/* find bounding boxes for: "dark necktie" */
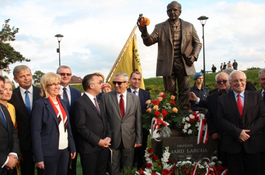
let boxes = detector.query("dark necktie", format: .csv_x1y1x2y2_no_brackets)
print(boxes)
263,91,265,104
0,108,7,129
25,90,31,114
237,94,243,117
119,94,124,118
94,97,100,114
63,88,70,110
133,90,137,95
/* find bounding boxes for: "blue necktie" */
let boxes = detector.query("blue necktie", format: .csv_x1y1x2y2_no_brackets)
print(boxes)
133,90,137,95
0,108,8,129
25,90,31,114
63,88,70,111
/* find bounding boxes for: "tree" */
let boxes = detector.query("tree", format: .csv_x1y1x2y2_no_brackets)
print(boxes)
33,70,45,84
0,19,30,72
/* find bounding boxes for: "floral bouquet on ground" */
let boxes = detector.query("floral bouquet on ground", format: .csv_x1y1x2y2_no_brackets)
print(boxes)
181,111,209,144
136,147,175,175
143,92,184,140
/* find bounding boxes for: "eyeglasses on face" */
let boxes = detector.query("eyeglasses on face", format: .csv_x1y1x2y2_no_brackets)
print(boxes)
59,73,72,76
47,83,61,87
92,81,103,85
112,81,126,85
216,80,228,84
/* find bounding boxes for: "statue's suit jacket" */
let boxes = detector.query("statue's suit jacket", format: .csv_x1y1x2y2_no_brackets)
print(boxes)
71,94,111,154
31,97,76,163
217,90,265,154
142,19,202,76
9,86,41,152
0,104,19,175
101,91,142,149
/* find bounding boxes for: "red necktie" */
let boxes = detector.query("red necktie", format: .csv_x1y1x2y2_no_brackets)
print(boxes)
237,94,243,116
119,94,124,118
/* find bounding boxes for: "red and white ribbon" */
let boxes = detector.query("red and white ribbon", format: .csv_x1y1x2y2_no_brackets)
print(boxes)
150,117,169,141
197,113,209,144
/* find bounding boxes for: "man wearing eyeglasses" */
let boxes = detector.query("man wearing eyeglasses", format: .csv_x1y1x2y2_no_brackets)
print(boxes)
101,72,142,175
218,70,265,174
9,65,41,175
56,65,81,175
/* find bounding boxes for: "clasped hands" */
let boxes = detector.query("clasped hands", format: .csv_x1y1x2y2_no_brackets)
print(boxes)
98,137,111,148
5,154,18,170
238,129,250,142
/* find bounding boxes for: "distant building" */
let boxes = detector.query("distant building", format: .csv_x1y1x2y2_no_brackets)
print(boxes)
70,75,82,84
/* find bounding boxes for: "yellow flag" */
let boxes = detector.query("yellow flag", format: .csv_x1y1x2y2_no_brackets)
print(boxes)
109,34,145,89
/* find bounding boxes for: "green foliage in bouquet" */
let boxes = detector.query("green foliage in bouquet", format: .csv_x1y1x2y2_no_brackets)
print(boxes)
119,166,137,175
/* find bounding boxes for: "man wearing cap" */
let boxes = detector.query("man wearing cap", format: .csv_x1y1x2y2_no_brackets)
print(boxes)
56,65,81,175
190,72,208,112
138,1,201,110
127,70,151,168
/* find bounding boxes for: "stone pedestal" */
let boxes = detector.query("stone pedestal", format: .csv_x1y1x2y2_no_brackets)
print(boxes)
152,129,218,161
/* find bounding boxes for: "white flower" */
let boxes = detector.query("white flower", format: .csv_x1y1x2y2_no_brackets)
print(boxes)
187,123,191,128
186,116,190,121
188,129,192,134
182,129,187,133
182,117,186,123
190,114,195,119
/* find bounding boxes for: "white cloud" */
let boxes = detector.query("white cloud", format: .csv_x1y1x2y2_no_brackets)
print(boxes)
1,0,265,82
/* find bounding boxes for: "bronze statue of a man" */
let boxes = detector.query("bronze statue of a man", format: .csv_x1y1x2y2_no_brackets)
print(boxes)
138,1,202,110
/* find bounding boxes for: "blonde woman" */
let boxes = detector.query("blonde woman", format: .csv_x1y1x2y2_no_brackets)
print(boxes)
31,72,76,175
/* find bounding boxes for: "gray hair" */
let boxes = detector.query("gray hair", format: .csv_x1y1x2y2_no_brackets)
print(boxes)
258,68,265,78
13,65,31,78
114,72,129,82
215,72,228,81
229,70,247,82
222,68,234,75
56,65,72,74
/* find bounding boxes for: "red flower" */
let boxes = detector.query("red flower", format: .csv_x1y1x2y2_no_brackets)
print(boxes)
146,163,152,168
152,100,160,105
161,94,166,98
138,170,144,174
153,155,159,161
157,162,162,165
195,116,200,122
147,148,153,153
162,110,168,117
189,118,194,123
154,111,160,117
170,100,176,105
152,173,157,175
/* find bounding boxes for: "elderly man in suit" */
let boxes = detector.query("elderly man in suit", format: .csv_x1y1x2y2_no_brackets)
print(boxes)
138,1,201,110
71,73,111,175
127,71,151,168
218,70,265,174
56,65,81,175
9,65,41,175
0,75,19,175
101,72,142,175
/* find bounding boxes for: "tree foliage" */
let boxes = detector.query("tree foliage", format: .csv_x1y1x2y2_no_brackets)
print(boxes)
0,19,30,72
33,70,45,84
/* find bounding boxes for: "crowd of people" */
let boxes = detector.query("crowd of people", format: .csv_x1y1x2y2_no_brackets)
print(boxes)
0,65,151,175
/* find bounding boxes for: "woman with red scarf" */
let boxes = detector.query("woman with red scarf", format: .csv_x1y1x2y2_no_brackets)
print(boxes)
31,72,76,175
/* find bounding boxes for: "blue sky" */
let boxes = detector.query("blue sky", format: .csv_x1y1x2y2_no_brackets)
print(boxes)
1,0,265,81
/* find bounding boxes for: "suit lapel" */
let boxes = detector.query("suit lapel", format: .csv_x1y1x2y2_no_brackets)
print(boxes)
14,87,29,115
228,91,242,118
163,20,172,46
83,94,102,118
44,98,59,125
123,92,133,120
111,92,121,120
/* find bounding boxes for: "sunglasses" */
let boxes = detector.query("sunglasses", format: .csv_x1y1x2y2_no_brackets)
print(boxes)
112,81,126,85
217,80,228,84
59,73,72,76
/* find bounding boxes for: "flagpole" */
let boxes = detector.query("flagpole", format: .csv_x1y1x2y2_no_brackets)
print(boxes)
106,25,138,82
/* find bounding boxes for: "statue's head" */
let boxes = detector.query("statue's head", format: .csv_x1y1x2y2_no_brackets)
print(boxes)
167,1,182,21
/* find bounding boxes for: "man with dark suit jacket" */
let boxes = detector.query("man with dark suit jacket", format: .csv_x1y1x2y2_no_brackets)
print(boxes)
101,72,142,175
138,1,201,110
127,71,151,168
71,73,111,175
218,70,265,174
9,65,41,175
57,65,81,175
0,76,19,175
